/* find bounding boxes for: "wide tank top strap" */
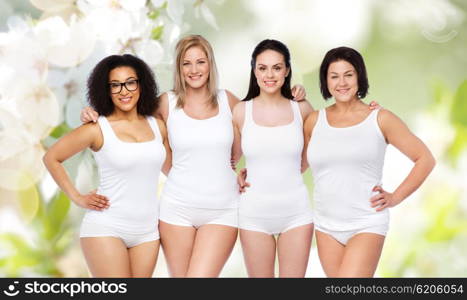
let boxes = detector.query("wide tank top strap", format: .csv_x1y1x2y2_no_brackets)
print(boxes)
291,101,303,124
166,91,178,111
147,116,163,141
96,116,115,142
370,108,385,136
244,100,253,125
217,89,231,116
370,108,380,122
95,116,119,149
316,109,327,128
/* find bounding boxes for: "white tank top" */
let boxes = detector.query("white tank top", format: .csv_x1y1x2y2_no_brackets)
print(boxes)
239,100,312,218
162,90,239,209
83,116,166,232
307,108,389,230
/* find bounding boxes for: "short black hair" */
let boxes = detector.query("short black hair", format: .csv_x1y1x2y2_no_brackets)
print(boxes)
87,54,158,116
319,46,369,100
243,39,293,101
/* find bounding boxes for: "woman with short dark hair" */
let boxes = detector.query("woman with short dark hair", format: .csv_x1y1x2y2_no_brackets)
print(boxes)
303,46,435,277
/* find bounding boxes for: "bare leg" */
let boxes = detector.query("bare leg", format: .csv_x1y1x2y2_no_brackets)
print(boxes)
315,230,345,277
186,224,238,277
128,240,160,277
277,223,314,277
80,237,131,277
239,229,276,277
337,233,385,277
159,221,196,277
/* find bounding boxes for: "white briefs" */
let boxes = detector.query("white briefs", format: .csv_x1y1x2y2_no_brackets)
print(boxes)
159,196,237,228
80,221,159,248
239,211,313,236
315,223,388,245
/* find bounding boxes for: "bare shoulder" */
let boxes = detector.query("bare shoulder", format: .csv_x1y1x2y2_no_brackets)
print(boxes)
232,100,246,118
295,99,314,124
225,89,240,111
377,108,409,136
158,92,169,108
297,99,313,110
78,120,101,136
65,120,103,151
155,117,167,138
159,92,169,102
297,99,314,118
304,109,319,129
378,108,404,125
157,92,170,120
232,100,246,128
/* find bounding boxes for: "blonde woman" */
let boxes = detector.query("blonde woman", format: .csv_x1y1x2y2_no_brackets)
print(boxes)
81,35,307,277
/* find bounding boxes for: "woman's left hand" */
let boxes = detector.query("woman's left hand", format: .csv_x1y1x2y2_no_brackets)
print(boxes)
237,168,250,193
370,186,400,211
369,101,381,110
230,158,237,171
291,84,306,101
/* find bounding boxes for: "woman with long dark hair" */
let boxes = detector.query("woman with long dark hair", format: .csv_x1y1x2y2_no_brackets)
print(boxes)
233,39,315,277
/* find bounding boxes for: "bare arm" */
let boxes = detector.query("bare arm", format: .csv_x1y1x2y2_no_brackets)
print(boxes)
225,89,241,112
156,118,172,176
232,101,250,192
298,99,315,121
231,101,245,167
226,90,242,169
370,109,436,211
43,123,109,210
301,110,319,173
155,92,169,123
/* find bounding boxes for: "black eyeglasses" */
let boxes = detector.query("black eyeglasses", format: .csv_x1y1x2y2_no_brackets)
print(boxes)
109,79,139,94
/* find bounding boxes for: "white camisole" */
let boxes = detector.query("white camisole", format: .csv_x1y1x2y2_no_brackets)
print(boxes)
161,90,239,209
307,108,389,231
239,100,312,218
83,116,166,233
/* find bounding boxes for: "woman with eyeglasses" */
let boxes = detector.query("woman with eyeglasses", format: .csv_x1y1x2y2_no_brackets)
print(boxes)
43,54,171,277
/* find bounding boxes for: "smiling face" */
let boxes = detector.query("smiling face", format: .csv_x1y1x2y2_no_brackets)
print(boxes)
326,59,359,102
254,49,289,95
108,66,140,113
182,46,210,89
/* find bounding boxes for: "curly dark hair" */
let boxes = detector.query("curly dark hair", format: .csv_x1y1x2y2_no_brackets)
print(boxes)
319,46,369,100
243,39,293,101
87,54,159,116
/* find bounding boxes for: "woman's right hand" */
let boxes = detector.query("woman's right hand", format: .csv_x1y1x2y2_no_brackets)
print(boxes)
80,106,99,123
237,168,250,193
74,191,110,211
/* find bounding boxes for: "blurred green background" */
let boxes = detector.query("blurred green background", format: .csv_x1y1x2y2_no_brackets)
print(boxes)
0,0,466,277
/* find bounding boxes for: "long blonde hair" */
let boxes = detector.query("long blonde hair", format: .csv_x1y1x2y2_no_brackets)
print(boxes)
173,35,219,108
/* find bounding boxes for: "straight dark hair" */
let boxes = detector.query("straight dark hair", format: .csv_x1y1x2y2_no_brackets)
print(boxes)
319,46,369,100
87,54,159,116
242,39,293,101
